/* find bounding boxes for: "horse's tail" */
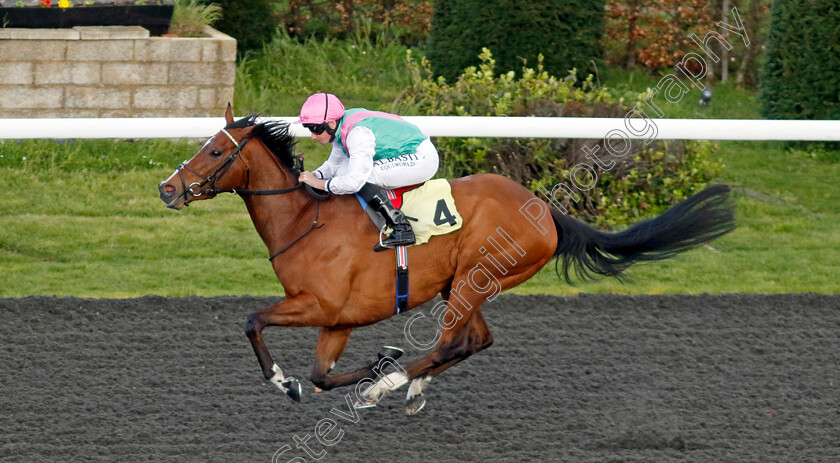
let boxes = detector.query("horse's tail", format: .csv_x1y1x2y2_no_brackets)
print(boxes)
551,184,736,284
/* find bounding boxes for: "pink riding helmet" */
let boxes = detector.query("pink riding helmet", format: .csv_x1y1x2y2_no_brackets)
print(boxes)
295,93,345,124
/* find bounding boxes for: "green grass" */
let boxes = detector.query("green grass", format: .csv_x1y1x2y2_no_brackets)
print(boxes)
234,32,416,117
2,38,838,297
518,140,840,294
0,140,279,297
600,67,761,120
3,137,837,297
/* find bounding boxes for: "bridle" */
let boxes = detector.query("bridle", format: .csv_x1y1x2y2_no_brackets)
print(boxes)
175,128,256,204
176,128,331,201
175,127,329,259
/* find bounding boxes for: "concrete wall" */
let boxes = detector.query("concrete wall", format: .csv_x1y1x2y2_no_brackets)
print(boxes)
0,25,235,118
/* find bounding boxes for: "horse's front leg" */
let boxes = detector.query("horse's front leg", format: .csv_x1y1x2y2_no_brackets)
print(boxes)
244,292,328,402
311,327,405,391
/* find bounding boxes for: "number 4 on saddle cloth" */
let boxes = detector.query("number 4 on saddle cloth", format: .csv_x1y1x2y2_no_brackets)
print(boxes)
355,178,463,314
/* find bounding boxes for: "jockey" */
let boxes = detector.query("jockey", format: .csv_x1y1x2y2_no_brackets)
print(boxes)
295,93,440,251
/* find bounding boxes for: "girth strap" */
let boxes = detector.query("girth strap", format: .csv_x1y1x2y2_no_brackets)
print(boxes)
394,245,409,314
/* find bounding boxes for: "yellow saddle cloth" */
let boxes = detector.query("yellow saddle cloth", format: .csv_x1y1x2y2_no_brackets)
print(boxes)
396,179,463,246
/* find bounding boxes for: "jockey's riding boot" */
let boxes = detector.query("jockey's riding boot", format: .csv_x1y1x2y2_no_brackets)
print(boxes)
358,183,416,251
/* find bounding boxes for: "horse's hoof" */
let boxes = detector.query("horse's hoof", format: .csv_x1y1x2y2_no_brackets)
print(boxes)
378,345,404,361
282,378,302,403
406,394,426,415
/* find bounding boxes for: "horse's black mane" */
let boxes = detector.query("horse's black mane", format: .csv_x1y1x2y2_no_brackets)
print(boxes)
225,114,299,174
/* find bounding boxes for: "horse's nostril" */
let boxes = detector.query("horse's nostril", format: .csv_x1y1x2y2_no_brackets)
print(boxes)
164,185,175,193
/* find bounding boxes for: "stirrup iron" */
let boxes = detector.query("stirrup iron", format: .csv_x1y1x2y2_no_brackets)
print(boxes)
376,228,394,251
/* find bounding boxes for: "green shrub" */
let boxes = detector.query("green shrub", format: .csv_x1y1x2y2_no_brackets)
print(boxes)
169,0,222,37
211,0,278,55
759,0,840,120
276,0,432,46
427,0,605,83
393,49,725,227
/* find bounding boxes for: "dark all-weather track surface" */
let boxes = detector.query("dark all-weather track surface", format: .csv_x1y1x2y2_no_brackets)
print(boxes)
2,294,840,462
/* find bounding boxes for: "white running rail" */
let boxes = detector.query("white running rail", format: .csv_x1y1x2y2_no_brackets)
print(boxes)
1,117,839,141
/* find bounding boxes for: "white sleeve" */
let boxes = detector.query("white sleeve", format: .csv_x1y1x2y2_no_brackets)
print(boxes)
313,142,346,180
325,126,375,194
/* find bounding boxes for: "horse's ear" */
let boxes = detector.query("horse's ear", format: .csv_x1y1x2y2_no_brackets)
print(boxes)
224,103,234,125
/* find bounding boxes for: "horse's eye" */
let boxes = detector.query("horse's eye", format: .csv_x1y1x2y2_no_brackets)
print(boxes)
211,150,222,157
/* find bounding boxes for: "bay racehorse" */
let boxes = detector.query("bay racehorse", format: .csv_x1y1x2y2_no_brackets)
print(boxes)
158,106,735,414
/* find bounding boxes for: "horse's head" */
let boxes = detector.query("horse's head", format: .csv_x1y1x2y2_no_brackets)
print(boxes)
158,105,298,210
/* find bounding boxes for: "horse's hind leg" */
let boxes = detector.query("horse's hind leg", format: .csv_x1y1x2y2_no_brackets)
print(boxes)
309,327,385,391
310,327,352,390
357,294,493,413
404,309,494,414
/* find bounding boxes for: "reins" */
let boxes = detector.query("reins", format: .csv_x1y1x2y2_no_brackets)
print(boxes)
208,182,331,200
177,127,329,258
268,201,326,260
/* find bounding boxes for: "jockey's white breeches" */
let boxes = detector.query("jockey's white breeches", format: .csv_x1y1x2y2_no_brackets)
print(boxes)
335,139,439,190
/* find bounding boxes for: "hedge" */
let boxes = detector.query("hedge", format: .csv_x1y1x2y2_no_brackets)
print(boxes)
427,0,605,83
759,0,840,120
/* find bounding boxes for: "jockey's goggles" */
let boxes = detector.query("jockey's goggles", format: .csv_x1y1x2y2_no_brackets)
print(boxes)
304,123,327,135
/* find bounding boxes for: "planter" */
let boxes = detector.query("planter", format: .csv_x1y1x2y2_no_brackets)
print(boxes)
0,26,237,118
0,2,174,36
